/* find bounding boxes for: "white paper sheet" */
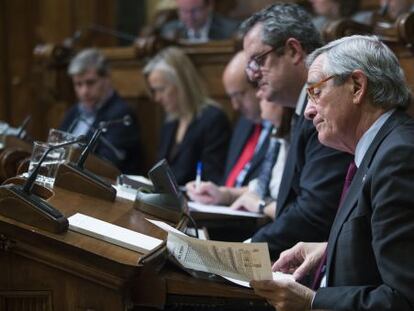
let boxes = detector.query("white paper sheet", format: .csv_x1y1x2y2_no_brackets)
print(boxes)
69,213,163,253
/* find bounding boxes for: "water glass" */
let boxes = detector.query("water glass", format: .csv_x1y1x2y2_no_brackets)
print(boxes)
0,121,9,149
47,128,76,162
27,141,66,188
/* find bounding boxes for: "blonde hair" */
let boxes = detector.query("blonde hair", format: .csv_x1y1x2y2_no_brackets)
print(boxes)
143,47,217,119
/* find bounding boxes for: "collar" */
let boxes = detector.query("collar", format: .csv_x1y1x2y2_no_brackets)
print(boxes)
354,109,394,167
186,15,211,43
78,89,114,117
295,86,307,116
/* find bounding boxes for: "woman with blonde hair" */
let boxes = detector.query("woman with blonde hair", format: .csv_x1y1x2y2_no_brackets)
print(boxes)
144,47,231,184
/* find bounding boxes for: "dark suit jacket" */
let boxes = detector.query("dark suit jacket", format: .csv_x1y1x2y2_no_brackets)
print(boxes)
60,92,143,174
160,13,240,41
252,108,353,260
313,110,414,311
222,117,270,186
157,105,231,185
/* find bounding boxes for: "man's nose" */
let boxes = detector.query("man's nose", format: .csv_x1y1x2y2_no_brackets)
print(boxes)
304,99,317,120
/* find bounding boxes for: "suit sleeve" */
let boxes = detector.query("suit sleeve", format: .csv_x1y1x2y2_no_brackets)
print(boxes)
313,143,414,311
200,107,231,184
252,121,352,260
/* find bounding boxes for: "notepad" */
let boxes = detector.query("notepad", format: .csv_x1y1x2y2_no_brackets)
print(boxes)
68,213,163,253
188,201,263,218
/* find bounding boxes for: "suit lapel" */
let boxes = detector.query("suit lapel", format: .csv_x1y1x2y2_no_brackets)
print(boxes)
325,110,410,282
276,113,305,216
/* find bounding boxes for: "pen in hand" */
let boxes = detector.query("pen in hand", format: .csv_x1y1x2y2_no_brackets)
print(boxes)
195,161,203,190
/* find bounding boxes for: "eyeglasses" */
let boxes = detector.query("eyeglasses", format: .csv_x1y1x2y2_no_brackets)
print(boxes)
246,46,278,75
306,75,336,103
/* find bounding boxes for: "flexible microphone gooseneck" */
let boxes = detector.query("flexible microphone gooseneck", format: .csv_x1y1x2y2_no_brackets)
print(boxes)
23,136,86,195
16,115,32,139
69,115,131,161
76,115,132,168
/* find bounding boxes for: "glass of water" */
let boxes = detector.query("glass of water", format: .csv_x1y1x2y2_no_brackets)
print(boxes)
0,121,9,149
47,128,76,162
27,141,65,188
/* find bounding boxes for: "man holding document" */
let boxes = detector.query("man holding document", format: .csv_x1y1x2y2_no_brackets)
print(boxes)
250,35,414,311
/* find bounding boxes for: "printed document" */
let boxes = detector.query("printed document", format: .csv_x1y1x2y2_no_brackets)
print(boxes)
148,219,274,283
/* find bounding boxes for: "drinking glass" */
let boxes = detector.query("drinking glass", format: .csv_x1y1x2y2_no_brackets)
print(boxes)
27,141,65,188
47,128,76,162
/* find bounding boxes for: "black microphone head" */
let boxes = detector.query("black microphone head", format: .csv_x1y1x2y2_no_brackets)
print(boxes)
123,115,132,127
76,135,87,145
98,121,106,129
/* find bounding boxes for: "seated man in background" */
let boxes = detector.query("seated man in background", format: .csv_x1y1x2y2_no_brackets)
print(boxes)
251,34,414,311
160,0,239,42
187,51,293,219
222,51,273,188
60,48,143,174
380,0,414,20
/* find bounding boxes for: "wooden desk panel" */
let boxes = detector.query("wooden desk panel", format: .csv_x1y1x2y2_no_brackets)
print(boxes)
0,186,267,310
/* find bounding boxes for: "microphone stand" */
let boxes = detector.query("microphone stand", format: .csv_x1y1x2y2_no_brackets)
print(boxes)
54,119,130,202
0,137,85,233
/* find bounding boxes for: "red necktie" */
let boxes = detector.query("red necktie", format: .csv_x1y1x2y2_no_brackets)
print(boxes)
311,161,357,289
225,124,262,187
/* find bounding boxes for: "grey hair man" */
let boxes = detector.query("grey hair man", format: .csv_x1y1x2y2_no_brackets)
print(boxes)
239,3,352,260
60,48,143,174
252,35,414,311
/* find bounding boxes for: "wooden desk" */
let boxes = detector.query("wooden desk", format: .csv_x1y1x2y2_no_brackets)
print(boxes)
0,187,269,310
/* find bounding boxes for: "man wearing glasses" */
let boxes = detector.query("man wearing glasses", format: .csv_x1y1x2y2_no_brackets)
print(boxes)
250,34,414,311
160,0,239,43
239,3,352,261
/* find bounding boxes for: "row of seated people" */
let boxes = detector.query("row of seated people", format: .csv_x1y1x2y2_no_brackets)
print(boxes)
146,0,414,42
4,2,413,310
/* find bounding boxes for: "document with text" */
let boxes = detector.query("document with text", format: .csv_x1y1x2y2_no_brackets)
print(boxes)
148,219,276,285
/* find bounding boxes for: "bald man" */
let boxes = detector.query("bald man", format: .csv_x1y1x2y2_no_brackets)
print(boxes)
222,51,272,187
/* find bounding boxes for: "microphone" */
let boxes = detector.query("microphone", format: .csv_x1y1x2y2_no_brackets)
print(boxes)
23,136,86,195
99,115,132,130
67,115,130,161
379,0,389,17
76,115,131,169
87,24,137,43
0,136,86,233
16,115,32,139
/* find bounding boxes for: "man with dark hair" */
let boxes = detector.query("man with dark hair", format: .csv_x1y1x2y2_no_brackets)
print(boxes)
239,3,352,260
160,0,239,42
60,48,143,174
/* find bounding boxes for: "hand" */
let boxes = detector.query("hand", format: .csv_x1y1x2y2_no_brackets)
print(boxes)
273,242,327,281
185,181,225,205
250,279,314,311
230,191,260,212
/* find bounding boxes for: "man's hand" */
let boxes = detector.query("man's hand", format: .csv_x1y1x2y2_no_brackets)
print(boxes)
273,242,327,281
186,181,226,205
230,191,260,212
250,279,314,311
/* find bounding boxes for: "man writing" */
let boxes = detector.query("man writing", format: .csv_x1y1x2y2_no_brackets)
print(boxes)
251,35,414,311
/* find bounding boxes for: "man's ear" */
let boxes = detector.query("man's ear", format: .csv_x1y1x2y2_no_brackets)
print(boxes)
285,38,305,65
351,70,367,105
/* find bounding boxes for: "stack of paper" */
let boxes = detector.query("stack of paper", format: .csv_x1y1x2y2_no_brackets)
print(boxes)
68,213,163,253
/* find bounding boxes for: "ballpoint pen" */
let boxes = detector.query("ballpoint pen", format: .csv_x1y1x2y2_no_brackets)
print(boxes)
195,161,202,190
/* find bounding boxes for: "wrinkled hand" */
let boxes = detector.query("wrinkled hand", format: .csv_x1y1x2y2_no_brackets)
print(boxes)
273,242,327,281
230,191,260,212
185,181,225,205
250,279,314,311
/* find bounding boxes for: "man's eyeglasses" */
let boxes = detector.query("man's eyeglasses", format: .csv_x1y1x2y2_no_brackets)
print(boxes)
246,46,279,75
306,75,336,103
